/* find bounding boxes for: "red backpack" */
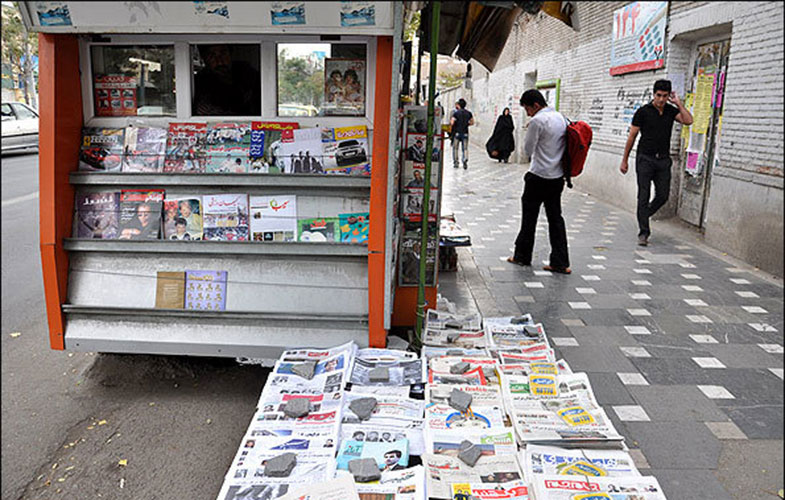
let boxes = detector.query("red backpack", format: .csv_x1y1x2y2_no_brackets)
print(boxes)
562,118,593,188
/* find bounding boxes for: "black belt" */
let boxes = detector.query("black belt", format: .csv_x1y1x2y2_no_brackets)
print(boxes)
641,152,669,160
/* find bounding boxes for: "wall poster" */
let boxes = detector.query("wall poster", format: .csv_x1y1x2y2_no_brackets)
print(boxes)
94,76,137,117
610,1,668,76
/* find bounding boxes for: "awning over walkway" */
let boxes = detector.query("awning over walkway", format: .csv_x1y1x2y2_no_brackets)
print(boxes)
412,1,579,71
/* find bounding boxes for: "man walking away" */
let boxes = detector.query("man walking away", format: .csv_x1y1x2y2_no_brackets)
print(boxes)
620,79,693,246
508,89,571,274
450,98,474,169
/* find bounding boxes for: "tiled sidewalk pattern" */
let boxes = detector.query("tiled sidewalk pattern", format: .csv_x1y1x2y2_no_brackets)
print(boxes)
437,149,784,499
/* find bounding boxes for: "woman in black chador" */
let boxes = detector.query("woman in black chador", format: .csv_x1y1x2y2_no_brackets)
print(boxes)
486,107,515,163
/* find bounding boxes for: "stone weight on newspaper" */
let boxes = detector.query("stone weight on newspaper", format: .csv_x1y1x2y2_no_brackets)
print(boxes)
283,398,310,418
348,458,381,483
349,397,378,421
446,332,461,344
291,360,317,380
368,367,389,383
523,325,541,337
264,452,297,477
447,349,465,356
450,361,471,374
458,440,482,467
449,388,472,413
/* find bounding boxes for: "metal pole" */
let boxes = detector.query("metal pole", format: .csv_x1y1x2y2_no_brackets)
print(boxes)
415,42,423,105
415,0,440,343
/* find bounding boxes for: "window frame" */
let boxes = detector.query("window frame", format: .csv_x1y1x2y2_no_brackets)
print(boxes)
79,34,376,130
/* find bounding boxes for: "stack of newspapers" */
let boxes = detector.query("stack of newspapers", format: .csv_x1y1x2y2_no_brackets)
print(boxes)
216,308,670,500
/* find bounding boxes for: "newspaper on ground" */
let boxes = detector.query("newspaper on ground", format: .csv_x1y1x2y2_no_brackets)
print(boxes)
426,384,503,407
277,473,361,500
493,344,557,364
428,355,500,384
258,370,346,411
425,403,507,431
483,315,534,327
356,348,418,362
421,346,488,360
351,465,426,500
422,326,489,348
487,323,549,349
426,309,482,330
424,428,518,457
342,392,425,424
335,438,410,470
521,444,641,478
498,360,572,377
530,475,667,500
350,358,426,386
451,480,529,499
248,408,343,440
279,341,358,364
422,453,524,500
341,421,426,456
428,366,488,385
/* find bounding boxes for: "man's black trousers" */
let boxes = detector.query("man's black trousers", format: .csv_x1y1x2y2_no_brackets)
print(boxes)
635,153,672,238
513,171,570,269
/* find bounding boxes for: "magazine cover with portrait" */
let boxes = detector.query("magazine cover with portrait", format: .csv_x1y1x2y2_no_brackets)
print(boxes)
117,189,165,240
163,195,203,240
74,191,120,239
323,58,366,116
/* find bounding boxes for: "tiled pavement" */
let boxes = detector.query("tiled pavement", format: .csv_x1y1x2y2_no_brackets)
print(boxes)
437,146,784,500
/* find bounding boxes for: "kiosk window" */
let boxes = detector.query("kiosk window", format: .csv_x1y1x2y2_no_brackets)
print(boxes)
91,45,176,117
191,44,261,116
277,43,367,117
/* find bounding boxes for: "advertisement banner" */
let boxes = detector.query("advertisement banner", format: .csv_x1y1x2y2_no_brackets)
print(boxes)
610,1,667,76
94,75,137,117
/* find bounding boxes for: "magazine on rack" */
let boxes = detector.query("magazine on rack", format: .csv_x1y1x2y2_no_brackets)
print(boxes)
451,480,529,500
422,453,524,500
79,127,125,172
250,195,297,242
339,212,370,244
401,190,438,222
122,125,167,172
184,270,227,311
164,122,207,173
298,217,341,242
521,444,641,478
280,127,325,174
163,195,203,240
323,58,366,116
74,191,120,239
350,358,425,387
202,193,249,241
204,122,252,173
402,160,439,190
398,223,437,286
530,475,667,500
335,438,410,471
322,125,370,175
249,121,299,173
117,189,164,240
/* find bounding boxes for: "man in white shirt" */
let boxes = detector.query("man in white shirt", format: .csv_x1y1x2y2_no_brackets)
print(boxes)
507,89,571,274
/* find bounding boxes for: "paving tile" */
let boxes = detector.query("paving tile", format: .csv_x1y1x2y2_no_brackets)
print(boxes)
627,448,651,469
630,293,651,300
560,318,584,326
769,368,784,379
625,421,722,469
628,308,652,317
628,385,729,421
624,325,652,336
586,372,636,405
687,314,713,324
617,372,649,386
684,298,708,307
702,344,783,369
513,295,535,303
561,345,637,372
569,326,641,346
734,290,759,298
730,278,751,285
705,421,747,440
575,287,596,294
632,280,652,286
749,322,778,332
716,405,784,439
689,334,718,344
692,357,726,368
568,301,591,310
697,385,735,399
524,281,544,288
741,305,768,314
647,468,733,500
613,405,651,421
682,285,704,292
550,337,579,347
681,273,702,280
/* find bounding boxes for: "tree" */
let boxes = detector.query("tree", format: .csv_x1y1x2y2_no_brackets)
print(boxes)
1,2,38,107
437,66,465,90
277,48,324,108
404,11,420,42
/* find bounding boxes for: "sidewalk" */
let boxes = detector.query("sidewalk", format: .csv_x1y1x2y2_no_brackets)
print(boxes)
438,144,784,500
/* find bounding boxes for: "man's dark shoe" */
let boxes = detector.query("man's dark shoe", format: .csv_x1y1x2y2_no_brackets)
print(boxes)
638,235,649,246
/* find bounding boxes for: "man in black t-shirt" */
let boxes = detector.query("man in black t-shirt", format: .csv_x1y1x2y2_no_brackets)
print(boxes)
450,98,475,169
620,79,693,246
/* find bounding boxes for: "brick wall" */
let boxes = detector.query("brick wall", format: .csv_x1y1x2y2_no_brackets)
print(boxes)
468,1,784,276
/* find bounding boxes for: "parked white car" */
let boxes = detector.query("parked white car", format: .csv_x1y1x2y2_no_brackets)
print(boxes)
1,101,39,154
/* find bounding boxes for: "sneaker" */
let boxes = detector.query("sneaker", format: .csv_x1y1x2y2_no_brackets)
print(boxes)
463,162,468,170
638,235,649,246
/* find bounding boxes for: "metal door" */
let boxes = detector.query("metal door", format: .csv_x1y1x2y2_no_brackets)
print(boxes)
677,38,730,229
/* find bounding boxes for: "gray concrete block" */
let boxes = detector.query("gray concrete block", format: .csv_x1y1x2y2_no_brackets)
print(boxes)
450,361,471,374
368,367,389,383
291,360,317,380
264,452,297,477
447,349,465,356
447,333,461,344
348,458,381,482
282,398,310,418
449,388,472,413
349,397,378,421
458,440,482,466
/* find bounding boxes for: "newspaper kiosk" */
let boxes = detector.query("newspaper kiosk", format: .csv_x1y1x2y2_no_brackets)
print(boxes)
23,1,435,360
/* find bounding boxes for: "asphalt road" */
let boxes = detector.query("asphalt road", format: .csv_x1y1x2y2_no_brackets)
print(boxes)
1,151,268,499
